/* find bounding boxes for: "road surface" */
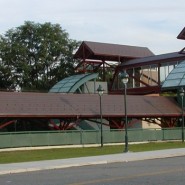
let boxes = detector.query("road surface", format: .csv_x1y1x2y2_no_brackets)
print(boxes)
0,156,185,185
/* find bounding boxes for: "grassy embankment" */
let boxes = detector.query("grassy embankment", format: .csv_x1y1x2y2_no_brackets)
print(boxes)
0,142,185,164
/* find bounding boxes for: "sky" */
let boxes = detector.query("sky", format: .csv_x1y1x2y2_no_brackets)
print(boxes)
0,0,185,55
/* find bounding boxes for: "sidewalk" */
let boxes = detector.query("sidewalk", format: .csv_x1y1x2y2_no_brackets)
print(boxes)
1,148,185,175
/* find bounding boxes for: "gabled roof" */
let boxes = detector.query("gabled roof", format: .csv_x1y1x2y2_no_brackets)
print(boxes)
74,41,154,62
0,92,181,118
119,52,185,68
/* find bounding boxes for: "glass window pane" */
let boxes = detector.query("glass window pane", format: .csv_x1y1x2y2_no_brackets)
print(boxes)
171,67,185,73
167,73,185,79
162,60,185,89
162,79,181,87
180,79,185,86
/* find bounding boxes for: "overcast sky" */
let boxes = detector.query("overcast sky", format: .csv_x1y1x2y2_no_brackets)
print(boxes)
0,0,185,55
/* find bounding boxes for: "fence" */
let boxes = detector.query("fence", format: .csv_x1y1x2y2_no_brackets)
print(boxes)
0,128,183,149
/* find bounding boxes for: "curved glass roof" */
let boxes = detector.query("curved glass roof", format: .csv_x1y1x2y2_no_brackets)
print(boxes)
49,73,98,93
162,60,185,90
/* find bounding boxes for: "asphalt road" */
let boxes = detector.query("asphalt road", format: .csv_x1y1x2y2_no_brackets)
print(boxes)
1,156,185,185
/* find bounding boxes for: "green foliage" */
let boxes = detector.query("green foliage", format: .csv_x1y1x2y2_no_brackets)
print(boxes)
0,142,185,164
0,21,80,91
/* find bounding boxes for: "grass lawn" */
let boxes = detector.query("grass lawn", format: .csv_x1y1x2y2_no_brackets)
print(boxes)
0,142,185,164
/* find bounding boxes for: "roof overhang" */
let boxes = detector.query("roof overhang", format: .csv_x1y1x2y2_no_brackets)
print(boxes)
119,52,185,69
177,27,185,40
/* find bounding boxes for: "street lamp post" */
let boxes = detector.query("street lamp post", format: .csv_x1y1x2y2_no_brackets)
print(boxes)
120,70,129,152
179,87,185,143
97,84,104,147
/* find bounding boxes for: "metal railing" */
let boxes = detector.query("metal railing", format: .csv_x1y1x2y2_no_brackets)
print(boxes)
0,128,182,149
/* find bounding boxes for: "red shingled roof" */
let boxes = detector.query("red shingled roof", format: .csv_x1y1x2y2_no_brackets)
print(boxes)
0,92,181,118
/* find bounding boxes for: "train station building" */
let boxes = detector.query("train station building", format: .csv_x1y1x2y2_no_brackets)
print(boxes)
0,27,185,132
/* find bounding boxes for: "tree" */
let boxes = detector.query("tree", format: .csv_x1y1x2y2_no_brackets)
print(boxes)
0,21,79,91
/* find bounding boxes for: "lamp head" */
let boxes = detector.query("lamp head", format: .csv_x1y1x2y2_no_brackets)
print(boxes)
179,87,185,97
97,85,104,96
120,70,129,84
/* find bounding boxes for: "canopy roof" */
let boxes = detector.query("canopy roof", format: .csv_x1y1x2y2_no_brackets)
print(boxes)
0,92,181,118
119,52,185,68
74,41,154,62
49,73,98,93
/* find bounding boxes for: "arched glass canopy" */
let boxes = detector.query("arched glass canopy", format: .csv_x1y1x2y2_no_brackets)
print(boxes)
49,73,98,93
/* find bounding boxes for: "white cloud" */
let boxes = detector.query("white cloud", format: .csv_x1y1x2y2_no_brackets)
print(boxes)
0,0,185,54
